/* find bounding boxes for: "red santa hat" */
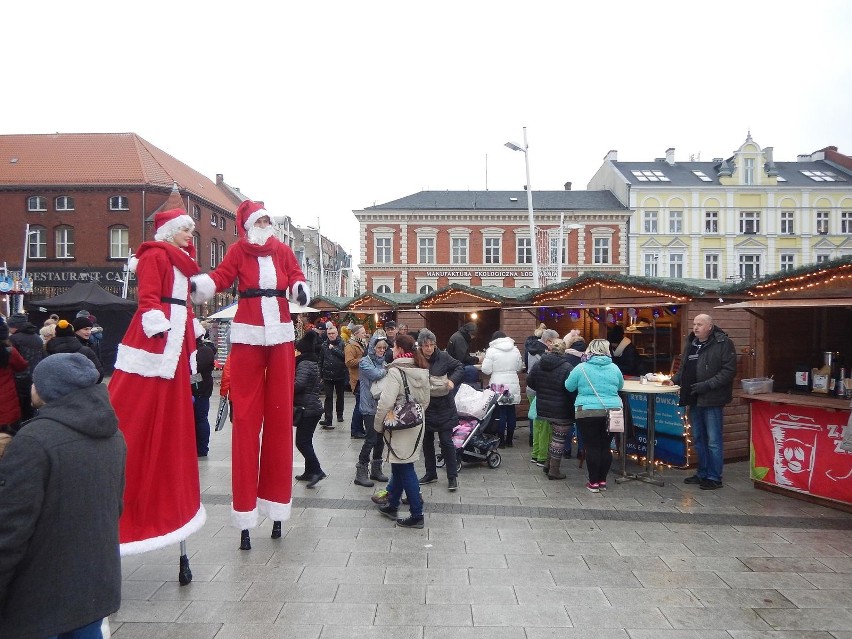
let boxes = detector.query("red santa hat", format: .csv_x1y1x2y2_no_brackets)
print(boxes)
237,200,269,234
154,208,195,241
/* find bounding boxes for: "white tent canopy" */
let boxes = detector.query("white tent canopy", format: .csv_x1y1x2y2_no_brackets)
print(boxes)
208,301,318,320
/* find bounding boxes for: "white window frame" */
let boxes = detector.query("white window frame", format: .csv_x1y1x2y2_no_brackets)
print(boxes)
739,254,761,280
593,237,610,265
744,158,755,185
109,195,129,211
669,253,684,278
547,235,566,265
705,210,719,234
643,210,658,233
28,195,47,212
55,226,75,259
483,236,501,264
419,284,435,294
668,210,683,234
376,284,392,294
816,253,831,264
218,217,225,231
374,232,393,264
780,254,795,272
418,237,435,264
192,233,200,263
643,253,659,277
780,210,795,235
739,211,760,234
210,240,218,267
842,210,852,234
192,204,200,220
450,237,468,264
704,253,719,280
219,242,226,264
55,195,75,211
28,225,47,258
517,237,533,264
109,227,130,258
816,210,830,235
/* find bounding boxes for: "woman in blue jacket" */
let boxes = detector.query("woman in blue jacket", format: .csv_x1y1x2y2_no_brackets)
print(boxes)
565,339,624,492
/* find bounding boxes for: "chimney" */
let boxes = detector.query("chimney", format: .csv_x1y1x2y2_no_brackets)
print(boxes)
665,148,675,165
712,158,723,163
763,147,773,163
216,173,223,185
797,154,812,162
564,181,572,191
605,150,618,162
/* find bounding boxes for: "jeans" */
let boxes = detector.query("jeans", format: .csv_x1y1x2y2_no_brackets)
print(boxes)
494,404,516,445
689,405,724,482
295,411,323,476
423,427,457,479
358,413,385,464
193,395,211,455
350,382,365,436
388,462,423,517
46,618,104,639
577,416,613,484
323,379,346,421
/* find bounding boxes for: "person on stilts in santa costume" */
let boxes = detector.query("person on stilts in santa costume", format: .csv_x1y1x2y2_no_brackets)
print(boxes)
109,208,207,585
192,200,309,549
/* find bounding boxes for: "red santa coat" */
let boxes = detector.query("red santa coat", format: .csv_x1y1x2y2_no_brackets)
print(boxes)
110,241,206,554
193,237,308,529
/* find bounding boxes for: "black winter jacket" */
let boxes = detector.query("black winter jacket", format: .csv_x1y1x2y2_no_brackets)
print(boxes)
673,325,737,407
423,349,465,432
9,324,45,374
294,353,323,415
46,336,104,382
446,327,478,365
0,384,126,639
192,342,215,398
526,351,577,422
318,337,347,381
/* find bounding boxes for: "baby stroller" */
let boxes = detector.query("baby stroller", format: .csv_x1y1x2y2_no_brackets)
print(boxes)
437,391,501,472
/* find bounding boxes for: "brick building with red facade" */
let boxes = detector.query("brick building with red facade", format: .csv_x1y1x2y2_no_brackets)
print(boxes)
354,189,632,293
0,133,242,308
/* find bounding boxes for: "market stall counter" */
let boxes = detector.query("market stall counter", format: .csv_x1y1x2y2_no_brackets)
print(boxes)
744,392,852,512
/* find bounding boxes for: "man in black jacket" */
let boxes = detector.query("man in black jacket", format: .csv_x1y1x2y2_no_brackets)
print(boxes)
446,322,480,366
0,353,126,639
192,337,216,457
318,323,347,428
671,314,737,491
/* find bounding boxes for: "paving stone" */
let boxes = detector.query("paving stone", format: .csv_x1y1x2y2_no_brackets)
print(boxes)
688,588,796,608
775,588,852,608
741,557,838,573
110,622,222,638
375,602,473,626
566,605,672,629
716,571,818,590
472,603,573,627
426,584,517,605
799,572,852,589
209,623,322,639
660,606,772,630
322,626,424,639
601,586,702,607
754,608,852,631
275,602,378,626
661,556,750,572
632,570,729,589
385,566,471,585
242,581,337,602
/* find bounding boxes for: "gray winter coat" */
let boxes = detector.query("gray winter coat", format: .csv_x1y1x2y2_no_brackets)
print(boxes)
359,334,388,416
0,384,126,639
373,359,431,463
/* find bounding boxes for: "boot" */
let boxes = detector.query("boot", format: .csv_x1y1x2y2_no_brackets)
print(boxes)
271,521,282,539
548,456,566,480
370,460,388,482
354,462,374,487
577,449,585,469
239,529,251,550
543,455,551,474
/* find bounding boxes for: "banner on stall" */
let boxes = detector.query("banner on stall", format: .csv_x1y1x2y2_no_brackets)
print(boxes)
625,392,688,467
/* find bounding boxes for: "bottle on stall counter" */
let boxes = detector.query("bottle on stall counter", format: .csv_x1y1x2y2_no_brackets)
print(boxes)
812,352,832,395
834,365,846,398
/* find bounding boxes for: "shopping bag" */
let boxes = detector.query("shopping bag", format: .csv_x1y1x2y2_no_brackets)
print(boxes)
607,408,625,433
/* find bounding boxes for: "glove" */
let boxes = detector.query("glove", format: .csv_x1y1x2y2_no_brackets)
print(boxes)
691,381,711,395
191,281,197,293
296,284,307,306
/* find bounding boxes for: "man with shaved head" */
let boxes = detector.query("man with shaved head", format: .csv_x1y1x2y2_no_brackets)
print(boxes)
671,313,736,490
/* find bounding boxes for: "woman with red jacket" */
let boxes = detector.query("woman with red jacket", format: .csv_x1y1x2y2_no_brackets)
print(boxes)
0,317,28,445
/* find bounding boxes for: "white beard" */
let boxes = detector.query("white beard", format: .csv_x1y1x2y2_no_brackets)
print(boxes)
247,225,275,246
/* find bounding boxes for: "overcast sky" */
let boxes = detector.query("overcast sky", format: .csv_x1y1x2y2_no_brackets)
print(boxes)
5,1,852,267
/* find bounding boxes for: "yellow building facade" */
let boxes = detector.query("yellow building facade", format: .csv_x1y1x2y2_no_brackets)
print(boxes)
587,134,852,281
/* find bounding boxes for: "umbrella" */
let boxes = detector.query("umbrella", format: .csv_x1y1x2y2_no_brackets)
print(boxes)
208,301,318,320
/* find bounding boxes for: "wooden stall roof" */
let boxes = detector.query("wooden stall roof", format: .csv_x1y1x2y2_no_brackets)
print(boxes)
308,295,353,312
719,256,852,300
415,284,527,312
524,273,714,308
347,292,423,312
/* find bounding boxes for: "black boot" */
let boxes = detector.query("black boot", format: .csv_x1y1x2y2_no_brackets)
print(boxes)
240,529,251,550
178,554,193,585
271,521,282,539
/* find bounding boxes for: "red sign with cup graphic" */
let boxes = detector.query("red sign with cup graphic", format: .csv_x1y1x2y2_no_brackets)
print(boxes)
751,402,852,504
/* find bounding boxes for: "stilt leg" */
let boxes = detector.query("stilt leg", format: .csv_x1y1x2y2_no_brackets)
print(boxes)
178,541,193,585
240,529,252,550
271,520,282,539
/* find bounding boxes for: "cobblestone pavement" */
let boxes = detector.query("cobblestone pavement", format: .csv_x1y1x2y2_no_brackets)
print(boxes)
112,387,852,638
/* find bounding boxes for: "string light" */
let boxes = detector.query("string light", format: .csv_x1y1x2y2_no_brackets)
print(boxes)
746,265,852,298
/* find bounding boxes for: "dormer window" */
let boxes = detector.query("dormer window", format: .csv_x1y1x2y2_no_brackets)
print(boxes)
743,158,755,185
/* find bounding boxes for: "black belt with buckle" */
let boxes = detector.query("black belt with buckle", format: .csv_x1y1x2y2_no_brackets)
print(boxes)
161,296,186,306
240,288,287,298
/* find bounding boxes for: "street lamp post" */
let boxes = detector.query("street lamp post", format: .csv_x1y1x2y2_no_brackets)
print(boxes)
505,127,539,287
316,218,325,297
337,267,355,297
19,224,39,313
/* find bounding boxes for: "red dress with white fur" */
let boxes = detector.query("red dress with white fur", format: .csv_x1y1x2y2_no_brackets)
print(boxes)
193,237,307,529
110,241,206,554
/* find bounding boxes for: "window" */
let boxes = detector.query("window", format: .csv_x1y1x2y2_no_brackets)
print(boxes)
192,205,200,220
451,237,468,264
780,254,795,272
692,170,712,182
643,253,659,277
517,237,532,264
744,158,755,185
669,210,683,234
484,237,500,264
219,242,226,264
28,225,47,258
643,210,658,233
593,237,610,264
780,210,794,235
705,210,719,233
816,254,831,264
109,227,130,258
28,195,47,212
375,237,392,263
739,254,761,280
704,254,719,280
55,195,75,211
418,237,435,264
210,241,217,267
548,236,566,264
55,226,75,258
419,285,435,294
192,233,200,263
218,217,225,231
816,210,830,235
109,195,129,211
631,169,670,182
234,224,238,237
740,211,760,234
842,211,852,234
801,170,846,182
210,213,217,227
376,284,392,294
669,253,684,278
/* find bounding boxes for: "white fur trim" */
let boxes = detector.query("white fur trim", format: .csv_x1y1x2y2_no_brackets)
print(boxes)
231,506,259,530
128,256,139,273
193,318,205,339
289,281,310,306
120,505,207,556
190,273,216,304
258,498,292,522
243,209,266,231
154,214,195,241
141,309,170,337
229,321,295,346
189,349,198,375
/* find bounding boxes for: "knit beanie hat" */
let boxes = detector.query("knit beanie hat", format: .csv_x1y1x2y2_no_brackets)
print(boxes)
33,353,99,403
7,313,28,330
55,319,75,337
295,330,318,354
72,316,93,332
0,317,8,341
